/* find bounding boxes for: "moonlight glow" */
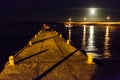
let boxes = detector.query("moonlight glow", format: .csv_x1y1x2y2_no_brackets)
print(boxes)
90,8,96,15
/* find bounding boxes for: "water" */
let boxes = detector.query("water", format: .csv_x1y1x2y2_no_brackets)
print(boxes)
52,23,120,58
70,25,120,58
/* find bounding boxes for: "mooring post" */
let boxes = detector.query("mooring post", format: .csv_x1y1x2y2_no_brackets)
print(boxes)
34,34,37,38
56,32,58,35
60,34,62,37
37,32,40,35
28,41,32,46
67,39,70,44
9,55,15,66
87,53,94,64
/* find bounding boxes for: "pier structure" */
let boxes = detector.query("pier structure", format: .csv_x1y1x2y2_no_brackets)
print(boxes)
64,21,120,25
0,30,96,80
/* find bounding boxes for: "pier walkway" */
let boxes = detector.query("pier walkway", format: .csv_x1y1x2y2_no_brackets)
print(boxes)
0,31,96,80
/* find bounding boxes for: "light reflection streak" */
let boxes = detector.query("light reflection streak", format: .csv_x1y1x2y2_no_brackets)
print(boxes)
81,25,86,50
87,26,96,52
104,26,111,58
68,27,71,41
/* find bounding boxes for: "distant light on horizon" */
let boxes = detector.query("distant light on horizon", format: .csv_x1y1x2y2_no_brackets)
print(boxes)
83,17,87,21
107,16,110,20
68,18,72,21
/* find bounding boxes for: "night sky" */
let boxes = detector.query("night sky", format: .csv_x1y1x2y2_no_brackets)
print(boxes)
0,0,120,22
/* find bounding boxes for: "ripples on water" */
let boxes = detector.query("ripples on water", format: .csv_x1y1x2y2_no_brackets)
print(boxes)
70,24,120,59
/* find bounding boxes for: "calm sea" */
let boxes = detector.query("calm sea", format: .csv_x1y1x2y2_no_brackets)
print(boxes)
55,24,120,59
71,24,120,58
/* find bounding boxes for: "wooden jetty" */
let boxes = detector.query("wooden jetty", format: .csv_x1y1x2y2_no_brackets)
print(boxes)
0,30,96,80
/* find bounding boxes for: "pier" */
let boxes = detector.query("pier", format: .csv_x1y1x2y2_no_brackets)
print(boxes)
64,21,120,25
0,30,96,80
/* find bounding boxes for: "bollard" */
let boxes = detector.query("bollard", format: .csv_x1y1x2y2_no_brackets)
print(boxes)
87,53,94,64
9,56,15,66
67,40,70,44
56,32,58,35
60,34,62,37
37,32,40,35
28,41,32,46
34,35,37,38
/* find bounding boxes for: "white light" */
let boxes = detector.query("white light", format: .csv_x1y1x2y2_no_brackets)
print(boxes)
87,25,95,52
107,16,110,20
90,8,95,15
68,18,72,21
83,17,87,21
90,26,94,35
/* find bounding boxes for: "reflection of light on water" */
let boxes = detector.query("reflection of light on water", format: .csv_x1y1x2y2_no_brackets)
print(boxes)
90,26,94,35
68,28,71,41
81,25,86,49
81,25,101,58
87,26,96,51
104,26,111,58
86,25,100,58
83,25,86,33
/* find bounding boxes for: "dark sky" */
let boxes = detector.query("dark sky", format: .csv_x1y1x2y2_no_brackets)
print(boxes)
0,0,120,22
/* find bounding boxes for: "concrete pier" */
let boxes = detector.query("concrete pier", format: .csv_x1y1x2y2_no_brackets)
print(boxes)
0,31,96,80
